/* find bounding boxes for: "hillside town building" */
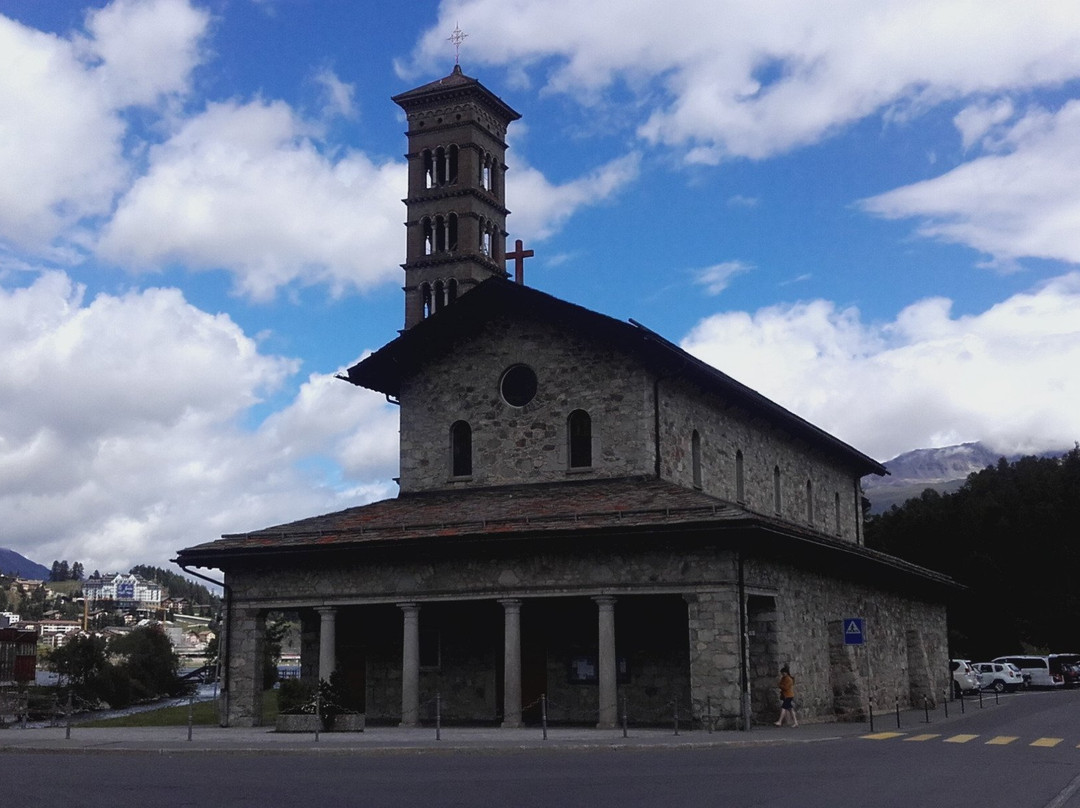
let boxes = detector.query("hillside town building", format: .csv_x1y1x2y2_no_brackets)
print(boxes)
176,66,955,729
83,573,163,613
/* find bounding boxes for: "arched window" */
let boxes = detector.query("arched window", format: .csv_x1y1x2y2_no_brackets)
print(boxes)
773,465,782,515
806,479,814,524
433,280,445,313
450,421,472,477
420,283,433,319
568,409,592,468
423,149,435,189
422,217,434,255
735,450,745,503
691,430,702,488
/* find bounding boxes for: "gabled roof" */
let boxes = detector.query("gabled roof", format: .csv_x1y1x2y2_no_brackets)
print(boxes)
345,278,887,477
173,476,955,593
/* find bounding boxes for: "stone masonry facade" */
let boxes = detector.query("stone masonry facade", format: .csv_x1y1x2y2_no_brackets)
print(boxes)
398,315,865,549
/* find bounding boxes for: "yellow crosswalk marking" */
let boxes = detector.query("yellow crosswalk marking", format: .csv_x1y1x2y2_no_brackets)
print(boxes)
986,736,1018,745
1031,738,1063,747
944,734,979,743
904,734,940,741
862,732,905,740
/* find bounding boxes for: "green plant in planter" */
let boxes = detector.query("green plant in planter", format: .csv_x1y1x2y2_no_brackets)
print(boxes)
276,678,316,715
318,670,361,730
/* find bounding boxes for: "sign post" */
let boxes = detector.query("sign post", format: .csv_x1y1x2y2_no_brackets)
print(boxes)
844,617,871,726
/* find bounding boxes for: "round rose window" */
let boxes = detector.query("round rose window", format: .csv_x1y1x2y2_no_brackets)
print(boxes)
500,364,538,407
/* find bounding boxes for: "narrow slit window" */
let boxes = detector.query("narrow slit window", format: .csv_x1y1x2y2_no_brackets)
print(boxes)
735,450,745,503
451,420,472,477
568,409,592,468
691,430,702,488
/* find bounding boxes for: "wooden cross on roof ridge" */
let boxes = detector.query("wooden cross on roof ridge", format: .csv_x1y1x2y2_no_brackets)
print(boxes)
506,239,534,285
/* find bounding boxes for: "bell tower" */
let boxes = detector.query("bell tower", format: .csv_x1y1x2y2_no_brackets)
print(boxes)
392,66,521,329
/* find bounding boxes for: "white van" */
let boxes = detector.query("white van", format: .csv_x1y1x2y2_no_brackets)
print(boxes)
992,655,1064,688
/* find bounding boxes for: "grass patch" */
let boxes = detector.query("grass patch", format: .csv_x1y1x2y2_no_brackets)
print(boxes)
78,689,279,727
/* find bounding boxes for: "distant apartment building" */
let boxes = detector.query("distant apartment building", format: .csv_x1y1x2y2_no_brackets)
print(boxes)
83,573,163,612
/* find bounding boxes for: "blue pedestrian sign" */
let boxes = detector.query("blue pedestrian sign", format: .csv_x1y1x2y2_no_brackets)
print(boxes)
844,618,865,645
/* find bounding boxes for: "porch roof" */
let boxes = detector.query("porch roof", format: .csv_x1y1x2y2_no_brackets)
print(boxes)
173,477,956,593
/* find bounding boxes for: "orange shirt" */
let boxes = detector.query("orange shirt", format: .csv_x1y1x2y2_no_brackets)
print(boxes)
779,673,795,699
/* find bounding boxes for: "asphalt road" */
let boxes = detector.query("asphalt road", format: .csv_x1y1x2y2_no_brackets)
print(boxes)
10,689,1080,808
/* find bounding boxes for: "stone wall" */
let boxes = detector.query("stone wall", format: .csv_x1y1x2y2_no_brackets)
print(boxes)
397,315,870,547
398,316,654,492
658,377,865,543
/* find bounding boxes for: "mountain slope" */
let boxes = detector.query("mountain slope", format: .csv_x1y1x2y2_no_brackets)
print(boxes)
0,548,50,579
864,442,1070,513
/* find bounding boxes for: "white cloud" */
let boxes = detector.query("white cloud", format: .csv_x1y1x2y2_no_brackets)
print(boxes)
953,98,1015,150
694,261,753,295
407,1,1080,161
680,272,1080,461
507,152,641,241
81,0,210,108
96,99,406,301
861,102,1080,266
0,0,209,251
0,272,398,574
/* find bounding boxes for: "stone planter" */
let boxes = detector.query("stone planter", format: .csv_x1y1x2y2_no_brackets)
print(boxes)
275,714,321,733
274,713,366,733
328,713,365,732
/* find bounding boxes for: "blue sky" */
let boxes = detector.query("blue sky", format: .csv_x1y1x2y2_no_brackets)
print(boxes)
2,0,1079,574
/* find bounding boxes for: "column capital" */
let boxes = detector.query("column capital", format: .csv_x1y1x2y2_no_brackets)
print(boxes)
498,598,522,611
397,601,420,614
315,606,337,617
592,594,617,609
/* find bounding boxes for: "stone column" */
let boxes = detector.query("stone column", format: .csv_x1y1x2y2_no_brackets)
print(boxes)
594,595,617,729
227,608,266,727
400,602,421,727
316,607,337,682
500,599,523,728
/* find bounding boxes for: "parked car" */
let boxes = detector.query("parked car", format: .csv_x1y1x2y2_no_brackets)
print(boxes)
1049,654,1080,688
972,661,1024,693
951,659,980,697
992,655,1064,687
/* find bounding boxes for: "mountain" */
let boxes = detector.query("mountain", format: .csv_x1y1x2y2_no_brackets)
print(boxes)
0,548,50,579
864,441,1071,514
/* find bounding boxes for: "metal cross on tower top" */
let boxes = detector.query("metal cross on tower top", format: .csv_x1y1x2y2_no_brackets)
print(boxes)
448,24,468,65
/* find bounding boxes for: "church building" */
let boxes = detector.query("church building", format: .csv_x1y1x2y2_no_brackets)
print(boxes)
175,65,955,730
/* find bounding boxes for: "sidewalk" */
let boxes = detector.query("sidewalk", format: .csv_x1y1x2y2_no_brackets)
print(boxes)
0,702,981,756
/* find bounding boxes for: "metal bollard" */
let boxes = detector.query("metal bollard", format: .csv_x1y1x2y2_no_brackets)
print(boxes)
315,691,321,743
541,694,548,740
924,696,930,724
943,689,948,718
436,692,442,741
978,689,983,709
959,690,965,714
868,699,875,733
895,696,900,729
622,696,628,738
673,700,679,736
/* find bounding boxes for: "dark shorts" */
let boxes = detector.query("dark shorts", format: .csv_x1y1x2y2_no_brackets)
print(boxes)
781,697,794,710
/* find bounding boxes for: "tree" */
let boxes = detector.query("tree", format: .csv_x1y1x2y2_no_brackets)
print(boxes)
71,561,84,581
110,624,183,700
866,445,1080,657
51,635,108,690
